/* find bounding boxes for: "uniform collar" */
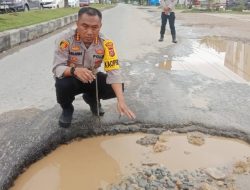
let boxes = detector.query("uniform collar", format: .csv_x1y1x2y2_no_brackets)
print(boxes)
74,30,100,50
74,31,81,42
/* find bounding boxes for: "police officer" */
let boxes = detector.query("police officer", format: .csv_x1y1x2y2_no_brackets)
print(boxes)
159,0,177,43
52,7,136,128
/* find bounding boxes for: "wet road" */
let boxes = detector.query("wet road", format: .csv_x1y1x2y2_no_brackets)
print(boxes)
1,3,250,190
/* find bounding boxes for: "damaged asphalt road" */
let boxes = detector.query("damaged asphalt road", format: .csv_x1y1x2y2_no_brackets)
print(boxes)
1,3,250,190
1,62,250,190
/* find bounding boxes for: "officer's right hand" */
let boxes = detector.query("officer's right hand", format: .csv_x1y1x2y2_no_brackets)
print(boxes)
74,68,95,83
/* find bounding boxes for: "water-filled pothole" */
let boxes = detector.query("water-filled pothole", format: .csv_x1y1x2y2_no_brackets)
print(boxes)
10,132,250,190
157,37,250,83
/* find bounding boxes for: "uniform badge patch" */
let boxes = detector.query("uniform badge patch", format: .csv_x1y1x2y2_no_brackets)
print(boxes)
72,46,80,51
95,49,104,55
105,41,115,57
59,40,69,50
94,59,102,68
103,40,120,72
74,33,81,41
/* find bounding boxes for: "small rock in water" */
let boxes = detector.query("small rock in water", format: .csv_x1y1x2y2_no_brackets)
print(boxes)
216,180,224,186
158,131,169,142
176,179,183,189
233,160,249,174
153,141,169,153
205,168,227,180
187,132,205,146
198,182,215,190
136,135,158,146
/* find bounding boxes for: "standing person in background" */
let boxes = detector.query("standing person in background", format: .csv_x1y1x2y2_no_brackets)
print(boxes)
158,0,177,43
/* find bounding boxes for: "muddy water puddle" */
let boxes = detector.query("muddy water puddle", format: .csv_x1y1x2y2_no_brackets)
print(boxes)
157,37,250,83
11,133,250,190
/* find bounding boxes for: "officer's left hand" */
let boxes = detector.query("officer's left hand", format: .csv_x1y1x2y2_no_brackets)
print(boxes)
117,100,136,119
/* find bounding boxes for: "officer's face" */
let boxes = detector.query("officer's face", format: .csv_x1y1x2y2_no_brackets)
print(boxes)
77,14,102,44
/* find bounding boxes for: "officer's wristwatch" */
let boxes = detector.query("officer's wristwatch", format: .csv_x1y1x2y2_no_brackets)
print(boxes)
70,67,75,77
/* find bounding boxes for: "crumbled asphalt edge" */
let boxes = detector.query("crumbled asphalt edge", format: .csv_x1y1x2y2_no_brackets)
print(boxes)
1,107,250,190
106,166,235,190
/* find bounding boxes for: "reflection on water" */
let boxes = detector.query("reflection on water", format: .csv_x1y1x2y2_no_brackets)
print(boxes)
201,37,250,81
158,37,250,83
158,60,172,70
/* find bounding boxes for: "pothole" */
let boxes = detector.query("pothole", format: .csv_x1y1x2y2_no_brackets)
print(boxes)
10,131,250,190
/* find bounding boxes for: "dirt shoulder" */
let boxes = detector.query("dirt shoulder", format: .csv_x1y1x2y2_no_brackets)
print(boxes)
176,11,250,43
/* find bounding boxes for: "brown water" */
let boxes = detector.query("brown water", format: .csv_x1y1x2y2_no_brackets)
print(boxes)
11,134,250,190
158,37,250,83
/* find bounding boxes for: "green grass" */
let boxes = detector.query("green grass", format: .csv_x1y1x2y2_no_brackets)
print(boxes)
0,4,114,32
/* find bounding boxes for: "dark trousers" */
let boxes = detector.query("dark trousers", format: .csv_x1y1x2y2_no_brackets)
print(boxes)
55,72,118,109
160,12,176,39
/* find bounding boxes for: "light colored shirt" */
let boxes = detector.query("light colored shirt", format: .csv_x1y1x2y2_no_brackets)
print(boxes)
52,29,122,84
160,0,177,12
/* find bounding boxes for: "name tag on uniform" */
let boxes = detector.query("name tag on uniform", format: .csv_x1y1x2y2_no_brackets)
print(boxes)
103,40,120,71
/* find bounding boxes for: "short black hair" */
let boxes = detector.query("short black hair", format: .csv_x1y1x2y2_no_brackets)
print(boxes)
78,7,102,20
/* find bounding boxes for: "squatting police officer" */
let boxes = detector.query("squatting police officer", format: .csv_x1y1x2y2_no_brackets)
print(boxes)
52,7,136,127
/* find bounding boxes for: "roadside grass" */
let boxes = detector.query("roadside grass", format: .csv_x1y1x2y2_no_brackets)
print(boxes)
0,4,114,32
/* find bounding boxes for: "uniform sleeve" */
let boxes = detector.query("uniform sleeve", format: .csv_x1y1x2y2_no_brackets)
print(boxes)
52,37,70,78
106,69,123,84
102,39,123,84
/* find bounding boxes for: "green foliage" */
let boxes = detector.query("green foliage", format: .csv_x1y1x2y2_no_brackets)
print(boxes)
231,5,244,11
0,4,113,32
227,0,247,11
175,4,187,9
